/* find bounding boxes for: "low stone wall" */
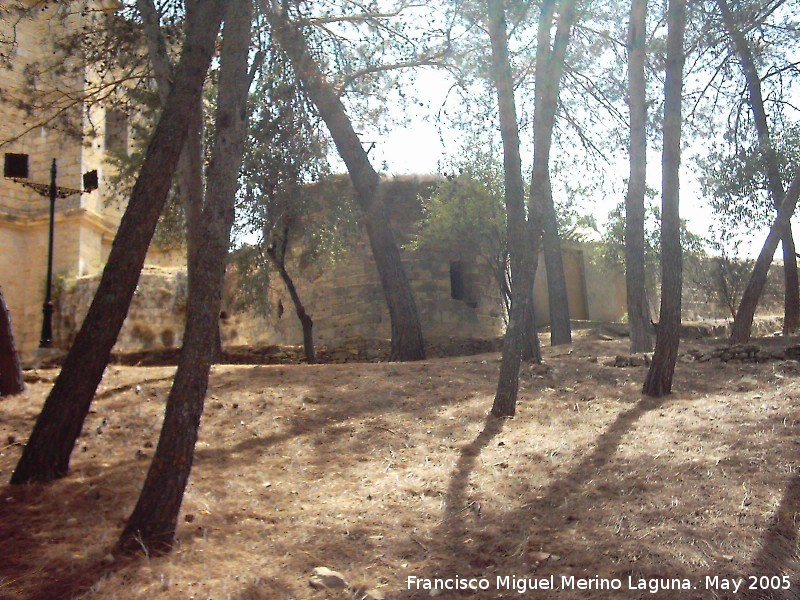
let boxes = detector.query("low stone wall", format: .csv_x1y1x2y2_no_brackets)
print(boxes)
56,267,188,352
55,266,266,353
261,242,504,348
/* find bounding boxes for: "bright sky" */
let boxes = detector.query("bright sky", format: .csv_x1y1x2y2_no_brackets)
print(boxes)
356,69,734,249
315,3,799,261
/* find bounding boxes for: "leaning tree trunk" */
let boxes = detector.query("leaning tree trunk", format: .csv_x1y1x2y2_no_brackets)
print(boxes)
138,0,220,356
138,0,205,274
487,0,535,416
0,286,24,397
530,0,578,347
10,0,225,485
267,228,316,364
717,0,800,335
625,0,653,353
268,9,425,362
731,171,800,343
280,269,316,364
118,0,251,554
642,0,686,397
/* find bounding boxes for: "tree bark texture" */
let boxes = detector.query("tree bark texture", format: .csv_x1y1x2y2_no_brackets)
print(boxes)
118,0,251,554
268,8,425,362
781,231,799,334
539,181,571,345
138,0,206,272
731,171,800,343
642,0,686,397
178,97,206,283
487,0,536,417
522,256,542,363
717,0,800,335
525,172,546,362
10,0,224,484
138,0,210,343
267,228,316,364
625,0,654,354
530,0,578,346
0,286,24,397
137,0,172,101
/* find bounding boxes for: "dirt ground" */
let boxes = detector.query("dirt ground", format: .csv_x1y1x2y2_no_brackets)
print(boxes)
1,331,800,599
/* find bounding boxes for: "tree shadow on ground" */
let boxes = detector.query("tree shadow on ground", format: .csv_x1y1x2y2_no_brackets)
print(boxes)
2,354,758,599
0,459,148,599
0,362,478,599
398,394,676,598
194,365,460,466
94,375,174,402
441,415,506,555
743,473,800,600
0,375,174,453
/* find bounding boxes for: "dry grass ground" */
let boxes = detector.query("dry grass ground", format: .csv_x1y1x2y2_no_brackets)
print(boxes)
1,332,800,599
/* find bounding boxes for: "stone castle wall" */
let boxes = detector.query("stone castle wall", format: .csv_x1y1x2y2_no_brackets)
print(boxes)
263,240,504,348
56,268,189,352
55,267,258,353
260,177,505,347
52,176,629,354
0,1,139,356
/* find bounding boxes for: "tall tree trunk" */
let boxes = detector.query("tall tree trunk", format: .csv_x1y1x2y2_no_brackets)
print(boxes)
530,0,578,347
717,0,800,335
487,0,535,417
731,171,800,342
782,231,800,333
625,0,653,354
494,246,540,362
138,0,217,353
642,0,686,397
267,9,425,362
267,228,316,364
524,161,546,362
522,255,542,363
179,100,206,284
0,287,24,397
138,0,206,269
10,0,224,485
118,0,251,554
540,181,571,345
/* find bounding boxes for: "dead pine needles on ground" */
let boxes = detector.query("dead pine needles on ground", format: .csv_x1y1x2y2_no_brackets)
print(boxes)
2,331,800,599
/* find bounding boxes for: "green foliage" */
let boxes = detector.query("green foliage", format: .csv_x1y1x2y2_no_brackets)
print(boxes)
411,145,510,311
103,87,188,252
595,198,705,292
232,46,362,315
597,200,656,274
698,122,800,244
411,148,506,262
227,243,271,316
687,239,783,318
288,0,451,136
411,174,505,254
411,142,604,315
701,249,761,317
237,53,330,242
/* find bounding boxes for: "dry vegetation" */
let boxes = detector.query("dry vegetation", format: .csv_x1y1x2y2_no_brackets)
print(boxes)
1,331,800,599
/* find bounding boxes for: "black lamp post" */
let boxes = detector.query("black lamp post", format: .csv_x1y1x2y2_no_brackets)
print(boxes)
41,159,59,347
7,158,82,348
